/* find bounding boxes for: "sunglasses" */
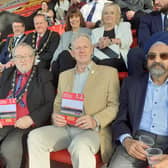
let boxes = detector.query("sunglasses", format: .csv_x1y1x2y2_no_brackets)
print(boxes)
147,52,168,60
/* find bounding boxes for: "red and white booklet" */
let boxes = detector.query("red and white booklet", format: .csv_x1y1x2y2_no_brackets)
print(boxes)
0,98,16,126
60,92,84,125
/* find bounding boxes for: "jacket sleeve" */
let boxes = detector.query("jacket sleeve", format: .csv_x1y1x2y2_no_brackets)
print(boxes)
93,68,120,128
112,77,132,142
0,39,10,64
29,70,56,126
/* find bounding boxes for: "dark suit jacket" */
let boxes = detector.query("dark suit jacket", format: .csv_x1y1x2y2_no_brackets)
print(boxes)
24,29,60,69
138,11,163,48
112,73,149,142
0,34,26,64
0,66,55,126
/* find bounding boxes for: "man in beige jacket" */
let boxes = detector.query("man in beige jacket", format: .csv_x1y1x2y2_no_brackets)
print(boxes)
27,33,120,168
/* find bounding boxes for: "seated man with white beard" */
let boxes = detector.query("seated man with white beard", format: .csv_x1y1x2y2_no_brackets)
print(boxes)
109,32,168,168
0,43,55,168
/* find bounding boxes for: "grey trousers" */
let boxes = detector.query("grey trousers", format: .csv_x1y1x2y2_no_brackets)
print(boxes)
0,126,33,168
28,125,100,168
108,145,148,168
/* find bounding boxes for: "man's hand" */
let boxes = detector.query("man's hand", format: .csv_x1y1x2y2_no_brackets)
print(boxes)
15,116,34,129
75,115,97,129
0,122,3,128
4,60,15,69
151,155,168,168
123,138,149,161
52,113,67,127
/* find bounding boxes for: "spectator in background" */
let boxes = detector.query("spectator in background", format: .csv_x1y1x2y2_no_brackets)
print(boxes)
91,3,132,72
80,0,110,28
114,0,153,30
0,43,55,168
0,20,26,72
28,33,119,168
51,8,91,88
54,0,70,24
37,0,55,26
108,32,168,168
138,0,168,48
68,0,86,11
24,14,60,70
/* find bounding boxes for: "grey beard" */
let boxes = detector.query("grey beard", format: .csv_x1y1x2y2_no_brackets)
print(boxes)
148,62,166,79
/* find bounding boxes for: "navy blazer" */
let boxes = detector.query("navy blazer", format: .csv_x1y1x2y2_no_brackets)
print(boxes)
0,34,26,64
112,73,149,142
138,11,162,48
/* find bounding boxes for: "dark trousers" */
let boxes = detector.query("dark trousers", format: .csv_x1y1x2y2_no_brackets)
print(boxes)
0,126,34,168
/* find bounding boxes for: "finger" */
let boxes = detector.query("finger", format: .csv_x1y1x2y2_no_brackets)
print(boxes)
131,147,147,160
77,122,89,129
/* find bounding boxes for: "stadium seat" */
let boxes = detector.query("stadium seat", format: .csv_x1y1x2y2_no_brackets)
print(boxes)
50,150,104,168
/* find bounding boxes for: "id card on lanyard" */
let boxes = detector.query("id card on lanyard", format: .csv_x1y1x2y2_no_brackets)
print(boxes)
0,98,16,125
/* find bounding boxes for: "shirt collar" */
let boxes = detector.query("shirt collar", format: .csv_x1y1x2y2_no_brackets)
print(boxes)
17,69,32,77
74,62,92,74
14,34,24,39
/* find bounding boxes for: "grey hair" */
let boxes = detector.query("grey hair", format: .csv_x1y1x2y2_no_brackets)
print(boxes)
71,33,92,49
12,42,40,65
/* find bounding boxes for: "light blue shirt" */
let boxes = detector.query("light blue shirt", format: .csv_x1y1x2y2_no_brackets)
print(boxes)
119,76,168,144
72,64,91,94
139,76,168,136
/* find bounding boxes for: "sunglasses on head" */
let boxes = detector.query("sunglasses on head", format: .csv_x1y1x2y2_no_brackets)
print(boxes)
147,52,168,60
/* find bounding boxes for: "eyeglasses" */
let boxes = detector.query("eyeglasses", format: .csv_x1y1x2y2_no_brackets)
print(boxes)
147,52,168,60
13,55,33,60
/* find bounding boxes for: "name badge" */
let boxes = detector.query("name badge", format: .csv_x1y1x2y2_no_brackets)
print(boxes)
0,98,16,126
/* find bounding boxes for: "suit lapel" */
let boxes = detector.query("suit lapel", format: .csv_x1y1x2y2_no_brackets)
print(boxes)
18,34,26,44
133,73,149,134
83,62,97,94
67,70,74,92
38,30,49,49
154,12,162,31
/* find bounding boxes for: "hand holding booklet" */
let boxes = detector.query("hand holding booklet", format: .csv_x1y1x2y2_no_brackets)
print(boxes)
60,92,84,125
0,98,16,126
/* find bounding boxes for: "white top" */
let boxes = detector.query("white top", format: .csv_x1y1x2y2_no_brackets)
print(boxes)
54,0,70,12
80,0,109,23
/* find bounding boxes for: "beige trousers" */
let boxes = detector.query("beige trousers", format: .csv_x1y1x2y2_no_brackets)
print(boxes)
28,125,100,168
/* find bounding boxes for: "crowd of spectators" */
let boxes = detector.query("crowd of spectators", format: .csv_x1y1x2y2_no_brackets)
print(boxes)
0,0,168,168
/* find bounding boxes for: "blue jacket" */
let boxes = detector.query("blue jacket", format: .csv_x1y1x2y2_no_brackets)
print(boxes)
138,11,162,48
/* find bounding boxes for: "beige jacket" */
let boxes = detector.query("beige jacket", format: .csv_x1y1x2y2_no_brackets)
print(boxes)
53,62,120,163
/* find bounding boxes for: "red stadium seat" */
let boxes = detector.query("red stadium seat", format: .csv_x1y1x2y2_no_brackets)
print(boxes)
118,72,128,80
130,29,138,48
50,149,104,168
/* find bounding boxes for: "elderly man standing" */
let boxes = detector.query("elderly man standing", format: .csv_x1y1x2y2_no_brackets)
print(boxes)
0,43,55,168
109,32,168,168
24,14,60,69
28,33,120,168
